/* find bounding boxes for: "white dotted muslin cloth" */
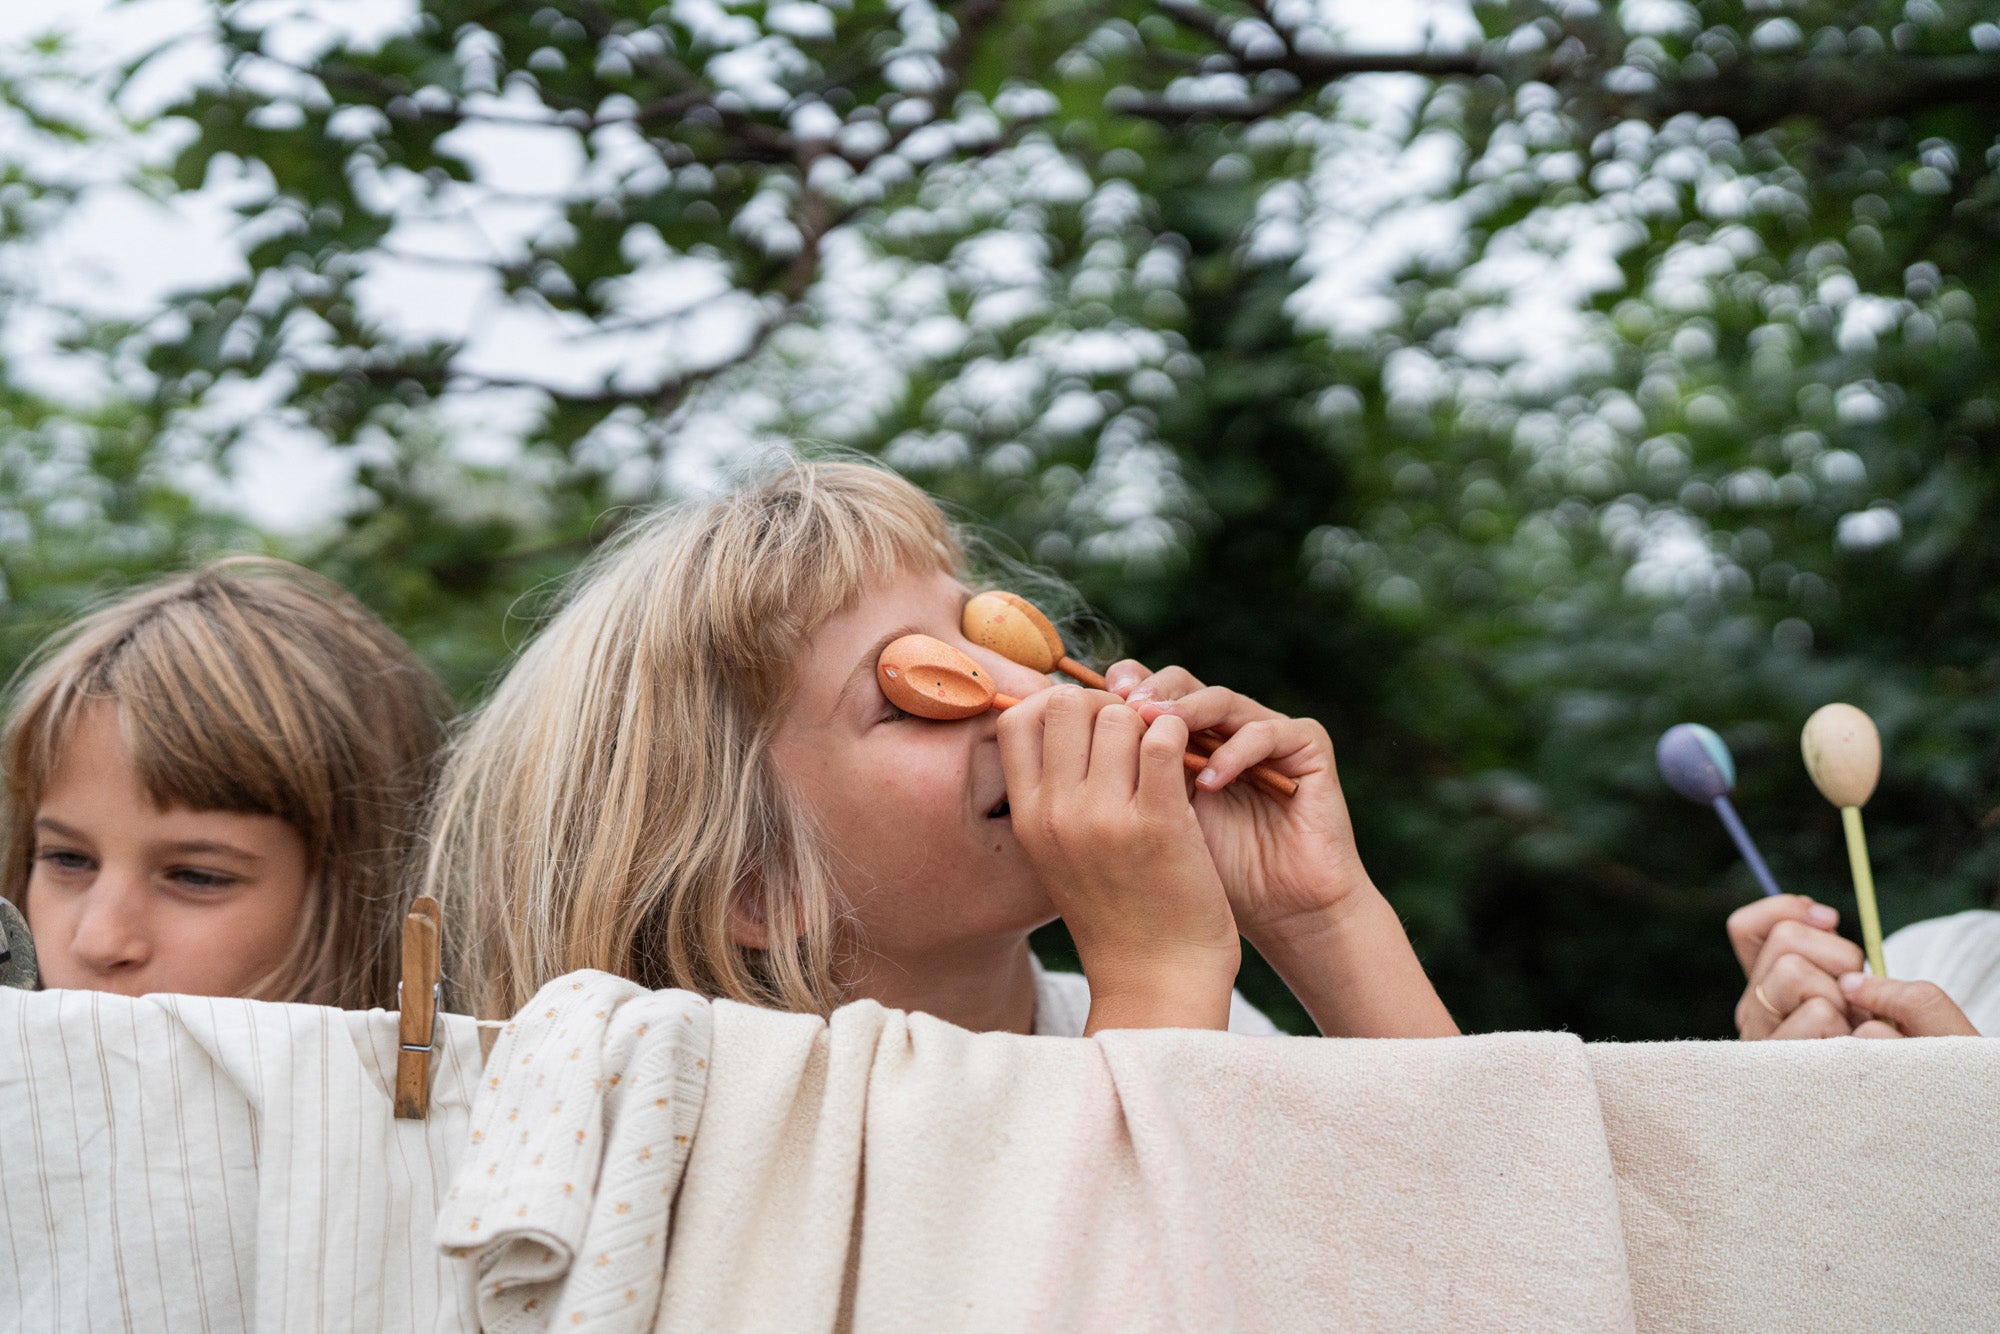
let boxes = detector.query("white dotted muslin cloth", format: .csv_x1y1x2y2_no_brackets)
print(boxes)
437,972,711,1334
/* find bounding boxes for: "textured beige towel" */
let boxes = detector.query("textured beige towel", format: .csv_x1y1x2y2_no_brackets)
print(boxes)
1593,1037,2000,1333
445,986,1635,1330
0,988,485,1333
612,997,1636,1330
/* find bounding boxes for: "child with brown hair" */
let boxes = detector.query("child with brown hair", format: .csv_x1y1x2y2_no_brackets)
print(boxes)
428,460,1455,1038
2,557,450,1008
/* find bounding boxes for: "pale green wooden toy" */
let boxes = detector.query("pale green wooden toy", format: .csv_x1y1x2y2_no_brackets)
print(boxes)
1800,703,1887,978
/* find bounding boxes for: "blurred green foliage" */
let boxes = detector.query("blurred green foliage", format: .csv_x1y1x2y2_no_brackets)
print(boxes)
3,0,1997,1036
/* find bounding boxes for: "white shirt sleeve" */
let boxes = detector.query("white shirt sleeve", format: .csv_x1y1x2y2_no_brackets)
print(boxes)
1031,960,1285,1037
1881,910,2000,1035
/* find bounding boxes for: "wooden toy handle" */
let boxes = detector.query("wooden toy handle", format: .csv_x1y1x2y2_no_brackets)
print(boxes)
1186,730,1300,799
1842,806,1888,978
1059,657,1108,689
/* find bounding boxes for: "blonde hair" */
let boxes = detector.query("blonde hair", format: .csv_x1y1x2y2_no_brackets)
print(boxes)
425,460,966,1018
1,557,450,1009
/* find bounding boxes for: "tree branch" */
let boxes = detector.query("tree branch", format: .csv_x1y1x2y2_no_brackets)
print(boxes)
1623,54,2000,134
1126,4,2000,136
1109,87,1300,124
331,292,798,415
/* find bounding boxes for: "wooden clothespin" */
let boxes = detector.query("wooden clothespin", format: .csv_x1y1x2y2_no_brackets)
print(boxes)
394,896,442,1119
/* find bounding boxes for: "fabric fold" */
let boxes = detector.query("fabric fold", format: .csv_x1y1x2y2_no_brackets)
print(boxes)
436,972,711,1334
653,997,887,1331
476,988,1636,1331
845,1019,1635,1330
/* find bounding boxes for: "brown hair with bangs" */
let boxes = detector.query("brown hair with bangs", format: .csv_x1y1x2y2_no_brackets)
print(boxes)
2,557,451,1008
423,459,965,1018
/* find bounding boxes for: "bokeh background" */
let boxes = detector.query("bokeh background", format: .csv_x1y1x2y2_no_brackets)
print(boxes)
4,0,1997,1037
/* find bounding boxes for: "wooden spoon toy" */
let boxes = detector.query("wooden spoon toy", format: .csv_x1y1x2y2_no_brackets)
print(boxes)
877,634,1022,719
877,635,1292,796
962,591,1109,688
1655,723,1782,898
960,592,1298,799
1801,703,1887,978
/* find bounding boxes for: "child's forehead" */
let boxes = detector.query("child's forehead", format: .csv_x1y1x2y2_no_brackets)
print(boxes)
790,570,969,707
833,569,966,638
29,679,293,832
34,696,134,787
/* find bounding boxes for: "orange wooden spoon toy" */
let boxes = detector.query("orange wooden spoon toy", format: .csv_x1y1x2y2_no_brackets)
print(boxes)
959,593,1298,799
962,591,1109,688
878,635,1294,797
877,635,1023,718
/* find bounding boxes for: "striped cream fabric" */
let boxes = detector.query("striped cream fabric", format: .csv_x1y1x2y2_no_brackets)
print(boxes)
1,988,485,1333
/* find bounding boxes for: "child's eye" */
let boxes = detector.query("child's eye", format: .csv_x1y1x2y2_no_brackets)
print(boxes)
879,702,914,724
34,849,93,874
166,867,241,892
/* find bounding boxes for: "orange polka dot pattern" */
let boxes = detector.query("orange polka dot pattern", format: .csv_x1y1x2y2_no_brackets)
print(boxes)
436,971,711,1332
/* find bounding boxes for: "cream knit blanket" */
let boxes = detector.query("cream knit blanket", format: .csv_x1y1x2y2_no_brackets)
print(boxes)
441,974,2000,1332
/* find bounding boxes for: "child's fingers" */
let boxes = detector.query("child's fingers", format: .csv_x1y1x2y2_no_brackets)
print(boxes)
1734,951,1843,1038
1193,717,1326,792
996,690,1050,811
1768,995,1852,1040
1726,895,1838,976
1085,702,1146,798
1136,713,1194,810
1038,687,1104,792
1136,685,1283,737
1104,660,1203,702
1103,660,1153,696
1748,918,1863,990
1123,665,1205,706
1838,974,1979,1036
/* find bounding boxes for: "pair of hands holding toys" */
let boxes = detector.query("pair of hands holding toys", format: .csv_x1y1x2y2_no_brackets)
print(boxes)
1728,895,1978,1039
880,595,1450,1036
1661,713,1979,1039
1002,659,1353,1031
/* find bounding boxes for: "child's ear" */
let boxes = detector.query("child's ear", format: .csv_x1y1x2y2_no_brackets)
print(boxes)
726,882,770,951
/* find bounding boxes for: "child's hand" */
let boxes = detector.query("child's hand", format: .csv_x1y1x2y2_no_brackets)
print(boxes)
1839,973,1980,1037
1105,660,1458,1038
997,686,1240,1033
1725,896,1860,1039
1106,661,1366,951
1727,895,1980,1038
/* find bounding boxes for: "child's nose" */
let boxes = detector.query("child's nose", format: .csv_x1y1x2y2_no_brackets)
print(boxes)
69,877,152,974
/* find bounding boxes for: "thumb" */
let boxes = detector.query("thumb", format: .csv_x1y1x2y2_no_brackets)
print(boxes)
1838,973,1980,1037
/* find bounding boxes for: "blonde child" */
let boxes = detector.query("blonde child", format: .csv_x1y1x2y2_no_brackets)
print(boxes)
2,557,450,1007
427,461,1455,1037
